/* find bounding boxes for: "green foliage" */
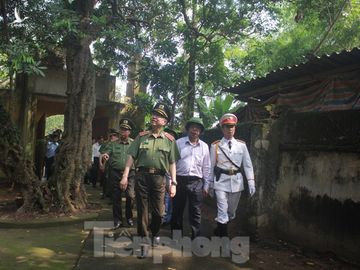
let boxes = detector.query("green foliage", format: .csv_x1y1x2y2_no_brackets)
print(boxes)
132,92,155,116
144,59,186,99
144,0,282,122
197,42,230,94
0,53,10,83
0,41,47,79
54,14,80,34
1,0,359,126
226,0,360,82
197,94,245,128
91,0,179,78
45,115,64,136
0,1,57,82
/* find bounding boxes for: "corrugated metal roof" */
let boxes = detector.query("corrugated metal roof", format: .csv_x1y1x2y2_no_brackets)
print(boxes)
223,48,360,99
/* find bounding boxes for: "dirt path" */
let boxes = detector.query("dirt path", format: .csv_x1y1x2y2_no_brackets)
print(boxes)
0,182,356,269
75,193,357,270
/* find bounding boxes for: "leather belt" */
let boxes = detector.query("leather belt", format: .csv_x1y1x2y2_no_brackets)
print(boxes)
219,167,240,176
113,168,134,172
177,175,202,181
137,167,165,175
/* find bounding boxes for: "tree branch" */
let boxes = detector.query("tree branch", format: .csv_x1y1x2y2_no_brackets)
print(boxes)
311,0,349,55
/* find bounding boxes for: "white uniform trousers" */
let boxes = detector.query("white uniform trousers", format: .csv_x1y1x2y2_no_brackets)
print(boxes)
214,190,241,224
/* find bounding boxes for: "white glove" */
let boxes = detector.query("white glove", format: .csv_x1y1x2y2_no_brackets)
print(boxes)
248,180,256,197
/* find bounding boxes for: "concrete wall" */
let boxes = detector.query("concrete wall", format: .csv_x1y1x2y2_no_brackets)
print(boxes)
28,69,116,101
28,69,67,96
276,151,360,259
203,110,360,263
5,71,120,174
1,70,121,182
269,110,360,263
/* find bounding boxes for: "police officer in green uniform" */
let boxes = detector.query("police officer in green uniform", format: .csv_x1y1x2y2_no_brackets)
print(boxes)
100,120,136,229
99,128,120,200
121,102,180,257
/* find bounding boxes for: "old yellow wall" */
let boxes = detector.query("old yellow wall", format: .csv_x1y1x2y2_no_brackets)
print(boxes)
1,69,124,180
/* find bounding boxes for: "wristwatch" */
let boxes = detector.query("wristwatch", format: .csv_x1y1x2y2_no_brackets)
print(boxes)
171,181,177,186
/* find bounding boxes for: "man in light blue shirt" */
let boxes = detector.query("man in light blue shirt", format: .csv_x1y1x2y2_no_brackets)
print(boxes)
171,117,210,239
45,132,59,180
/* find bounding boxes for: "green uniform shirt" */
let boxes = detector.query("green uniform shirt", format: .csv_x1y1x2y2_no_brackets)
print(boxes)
99,142,108,153
100,138,134,170
128,131,180,172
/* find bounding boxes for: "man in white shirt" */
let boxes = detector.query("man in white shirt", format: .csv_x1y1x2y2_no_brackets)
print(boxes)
91,136,103,187
171,117,211,239
203,113,256,237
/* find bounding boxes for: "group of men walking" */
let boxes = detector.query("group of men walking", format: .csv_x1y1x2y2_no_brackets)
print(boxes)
99,102,256,258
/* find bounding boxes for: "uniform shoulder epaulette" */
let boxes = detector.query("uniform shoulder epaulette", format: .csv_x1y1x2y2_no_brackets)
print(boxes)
212,140,220,145
139,131,150,137
163,132,175,141
236,139,245,143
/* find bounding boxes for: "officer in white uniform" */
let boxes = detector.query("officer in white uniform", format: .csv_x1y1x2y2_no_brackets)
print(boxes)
203,113,256,237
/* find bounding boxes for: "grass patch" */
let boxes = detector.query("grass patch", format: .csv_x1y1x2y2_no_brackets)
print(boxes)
0,223,88,270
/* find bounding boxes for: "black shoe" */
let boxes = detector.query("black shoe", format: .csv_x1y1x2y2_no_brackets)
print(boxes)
112,222,122,230
127,219,134,227
214,222,228,237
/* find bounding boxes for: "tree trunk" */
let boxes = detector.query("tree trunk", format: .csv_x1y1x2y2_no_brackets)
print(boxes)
0,104,46,213
182,0,198,122
126,52,143,98
50,33,96,213
184,49,196,121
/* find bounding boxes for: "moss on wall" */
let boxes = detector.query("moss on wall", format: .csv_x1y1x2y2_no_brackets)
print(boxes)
270,110,360,263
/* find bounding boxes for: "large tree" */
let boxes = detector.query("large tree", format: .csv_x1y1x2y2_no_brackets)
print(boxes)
136,0,281,127
0,0,53,212
48,0,97,212
175,0,279,121
48,0,176,212
1,0,98,213
0,0,180,213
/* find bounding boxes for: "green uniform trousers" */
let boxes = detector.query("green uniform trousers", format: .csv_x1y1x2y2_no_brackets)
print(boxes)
135,171,165,238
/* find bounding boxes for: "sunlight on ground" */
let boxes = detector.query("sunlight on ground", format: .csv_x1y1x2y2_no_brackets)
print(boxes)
0,224,87,270
29,247,56,259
